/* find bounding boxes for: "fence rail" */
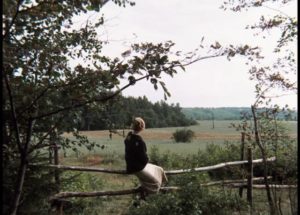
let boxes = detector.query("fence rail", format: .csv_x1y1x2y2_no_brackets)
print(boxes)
31,156,276,175
49,176,297,201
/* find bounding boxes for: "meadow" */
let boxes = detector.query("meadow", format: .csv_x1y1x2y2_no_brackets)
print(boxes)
58,120,297,215
62,120,297,159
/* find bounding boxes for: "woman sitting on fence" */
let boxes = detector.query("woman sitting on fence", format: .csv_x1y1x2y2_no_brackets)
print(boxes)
124,117,168,198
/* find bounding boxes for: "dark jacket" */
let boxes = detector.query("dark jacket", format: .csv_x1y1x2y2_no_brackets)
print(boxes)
124,131,149,173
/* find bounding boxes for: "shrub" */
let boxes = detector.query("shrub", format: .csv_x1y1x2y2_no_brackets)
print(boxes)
126,174,248,215
149,146,194,169
172,128,195,143
60,172,105,214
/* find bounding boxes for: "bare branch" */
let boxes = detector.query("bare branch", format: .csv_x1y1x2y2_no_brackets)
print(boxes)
50,186,179,201
50,187,140,201
23,119,35,156
31,164,127,174
228,184,297,189
180,53,226,67
28,116,64,154
30,156,276,175
166,156,276,175
262,5,291,18
202,177,271,187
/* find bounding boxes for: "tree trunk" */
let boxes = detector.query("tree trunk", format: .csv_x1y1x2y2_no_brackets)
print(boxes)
10,158,27,215
251,105,276,215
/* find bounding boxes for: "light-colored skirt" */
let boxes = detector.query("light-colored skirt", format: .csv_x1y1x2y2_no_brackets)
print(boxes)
135,163,168,193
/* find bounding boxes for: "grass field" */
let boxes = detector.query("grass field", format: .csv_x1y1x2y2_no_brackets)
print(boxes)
58,120,297,215
62,120,297,158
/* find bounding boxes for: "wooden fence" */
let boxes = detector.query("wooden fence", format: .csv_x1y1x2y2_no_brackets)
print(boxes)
39,145,296,214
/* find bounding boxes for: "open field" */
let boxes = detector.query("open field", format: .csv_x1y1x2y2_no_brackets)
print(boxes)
62,120,297,157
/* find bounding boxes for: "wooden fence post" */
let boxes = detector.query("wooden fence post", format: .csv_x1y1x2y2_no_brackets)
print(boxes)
247,146,253,213
239,132,246,198
50,142,62,214
53,143,61,188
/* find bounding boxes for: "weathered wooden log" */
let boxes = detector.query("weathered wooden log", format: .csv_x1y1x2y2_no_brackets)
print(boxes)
33,164,128,174
50,188,140,200
31,156,276,175
166,156,276,175
247,146,253,207
239,132,246,198
49,186,180,201
227,184,297,189
202,176,271,186
49,182,296,201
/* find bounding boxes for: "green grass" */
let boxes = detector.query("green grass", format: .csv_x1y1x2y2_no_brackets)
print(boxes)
63,120,297,157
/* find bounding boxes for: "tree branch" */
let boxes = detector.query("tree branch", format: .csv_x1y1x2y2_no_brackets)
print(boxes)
3,0,24,39
23,119,35,157
28,116,64,154
19,0,111,13
4,75,23,153
32,74,150,120
17,67,100,119
180,53,226,67
262,5,291,18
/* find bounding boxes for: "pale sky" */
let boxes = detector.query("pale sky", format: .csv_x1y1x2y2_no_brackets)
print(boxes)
73,0,297,109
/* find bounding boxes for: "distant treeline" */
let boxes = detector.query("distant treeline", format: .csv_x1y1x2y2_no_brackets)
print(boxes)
182,107,298,121
78,96,197,131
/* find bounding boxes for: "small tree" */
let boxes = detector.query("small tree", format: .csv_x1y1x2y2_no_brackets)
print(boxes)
222,1,297,214
172,128,195,143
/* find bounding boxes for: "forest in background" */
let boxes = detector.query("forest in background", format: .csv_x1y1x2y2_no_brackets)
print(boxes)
182,107,298,121
77,95,198,131
77,95,297,131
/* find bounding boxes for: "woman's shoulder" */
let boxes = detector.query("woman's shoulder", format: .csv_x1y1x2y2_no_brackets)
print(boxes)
127,131,143,141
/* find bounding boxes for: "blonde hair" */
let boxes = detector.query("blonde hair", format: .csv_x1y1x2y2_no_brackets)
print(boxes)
131,117,145,132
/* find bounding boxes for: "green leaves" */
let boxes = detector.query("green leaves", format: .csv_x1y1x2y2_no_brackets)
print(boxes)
128,76,136,85
159,81,171,100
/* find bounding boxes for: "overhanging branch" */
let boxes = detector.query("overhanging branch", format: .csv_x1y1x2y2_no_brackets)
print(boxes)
180,53,226,67
32,74,150,120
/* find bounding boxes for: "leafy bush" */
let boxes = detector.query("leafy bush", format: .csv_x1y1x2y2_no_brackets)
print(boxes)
150,142,243,180
172,128,195,143
3,157,57,215
126,174,248,215
60,172,105,214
